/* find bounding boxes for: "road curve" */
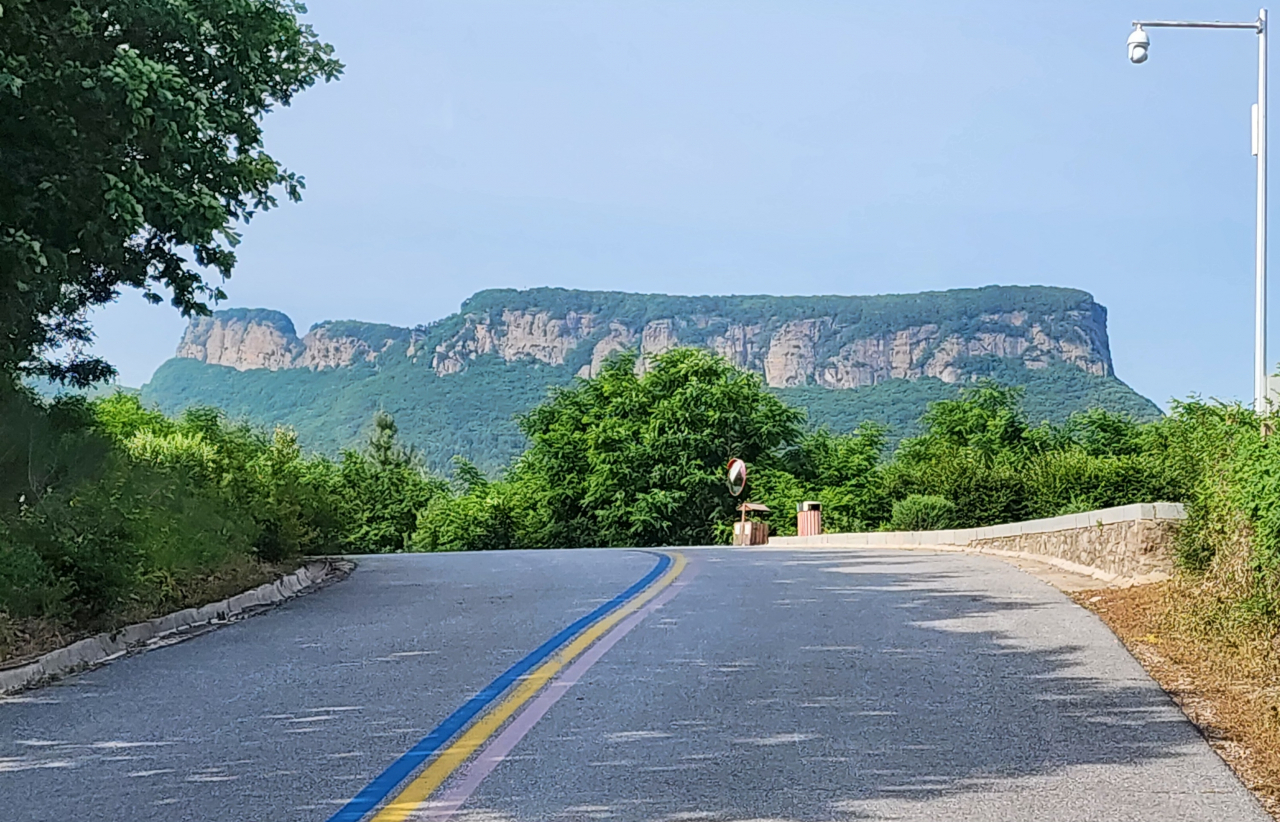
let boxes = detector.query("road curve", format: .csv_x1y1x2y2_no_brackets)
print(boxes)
1,548,1268,822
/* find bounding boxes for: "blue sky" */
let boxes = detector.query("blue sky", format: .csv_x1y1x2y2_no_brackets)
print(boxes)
93,1,1272,409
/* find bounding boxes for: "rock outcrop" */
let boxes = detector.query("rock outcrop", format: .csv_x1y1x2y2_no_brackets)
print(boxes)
578,323,637,378
176,311,399,372
295,326,381,370
432,310,597,375
422,291,1112,386
177,310,303,371
174,286,1117,388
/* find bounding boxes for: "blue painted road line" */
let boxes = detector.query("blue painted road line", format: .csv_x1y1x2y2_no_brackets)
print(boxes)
326,551,674,822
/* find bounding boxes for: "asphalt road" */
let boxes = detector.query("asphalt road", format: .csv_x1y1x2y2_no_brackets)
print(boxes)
0,548,1268,822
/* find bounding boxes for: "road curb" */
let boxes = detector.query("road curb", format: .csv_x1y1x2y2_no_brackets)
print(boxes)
0,558,354,696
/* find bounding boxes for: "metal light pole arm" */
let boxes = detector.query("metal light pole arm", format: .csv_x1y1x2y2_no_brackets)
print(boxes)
1132,20,1262,30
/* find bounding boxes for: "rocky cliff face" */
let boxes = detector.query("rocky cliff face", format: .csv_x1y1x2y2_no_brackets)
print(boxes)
177,310,303,371
176,310,399,372
430,309,597,375
174,286,1115,388
427,302,1112,387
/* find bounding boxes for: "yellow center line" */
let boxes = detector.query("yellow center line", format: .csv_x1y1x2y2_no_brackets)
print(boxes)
368,551,688,822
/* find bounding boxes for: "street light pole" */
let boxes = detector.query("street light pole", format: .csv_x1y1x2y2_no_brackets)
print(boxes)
1130,10,1269,412
1257,9,1268,413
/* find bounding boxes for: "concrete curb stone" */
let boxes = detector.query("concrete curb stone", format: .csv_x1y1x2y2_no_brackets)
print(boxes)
0,558,353,696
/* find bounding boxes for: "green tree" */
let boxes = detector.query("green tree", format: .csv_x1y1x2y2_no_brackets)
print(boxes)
912,380,1037,461
885,381,1042,527
411,474,528,553
515,348,804,547
0,0,341,385
336,412,447,552
367,411,412,469
1060,407,1145,456
793,425,891,532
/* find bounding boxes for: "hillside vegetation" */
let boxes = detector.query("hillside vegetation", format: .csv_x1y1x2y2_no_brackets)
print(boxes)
143,355,1160,473
7,347,1277,664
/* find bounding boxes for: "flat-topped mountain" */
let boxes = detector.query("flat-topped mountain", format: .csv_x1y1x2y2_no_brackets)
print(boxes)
146,286,1156,471
175,286,1114,388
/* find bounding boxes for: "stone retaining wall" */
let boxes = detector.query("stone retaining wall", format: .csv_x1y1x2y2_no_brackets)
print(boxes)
768,503,1185,582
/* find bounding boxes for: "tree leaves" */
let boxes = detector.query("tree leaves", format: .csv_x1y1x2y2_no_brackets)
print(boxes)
513,348,804,547
0,0,341,385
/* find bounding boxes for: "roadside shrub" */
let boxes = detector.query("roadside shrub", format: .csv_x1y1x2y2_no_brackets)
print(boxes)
750,467,876,538
412,458,548,552
0,525,65,620
1156,402,1258,574
0,389,358,643
18,468,147,620
816,485,873,534
412,489,517,552
335,459,446,553
883,446,1028,528
0,388,111,515
747,467,808,538
889,494,957,531
1021,450,1180,520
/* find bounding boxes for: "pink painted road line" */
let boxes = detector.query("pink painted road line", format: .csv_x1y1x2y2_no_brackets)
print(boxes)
416,558,699,821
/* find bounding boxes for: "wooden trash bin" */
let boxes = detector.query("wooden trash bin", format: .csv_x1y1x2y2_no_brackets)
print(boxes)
734,502,771,546
733,520,770,546
797,501,822,537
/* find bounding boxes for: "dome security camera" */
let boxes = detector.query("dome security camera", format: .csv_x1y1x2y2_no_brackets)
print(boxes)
1128,26,1150,63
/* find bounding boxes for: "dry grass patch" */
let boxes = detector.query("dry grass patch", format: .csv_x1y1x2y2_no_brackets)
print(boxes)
1075,581,1280,819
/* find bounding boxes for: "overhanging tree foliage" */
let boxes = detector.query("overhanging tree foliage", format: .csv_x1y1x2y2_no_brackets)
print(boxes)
0,0,341,384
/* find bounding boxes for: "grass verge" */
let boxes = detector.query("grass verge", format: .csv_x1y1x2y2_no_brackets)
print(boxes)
1074,582,1280,819
0,556,284,668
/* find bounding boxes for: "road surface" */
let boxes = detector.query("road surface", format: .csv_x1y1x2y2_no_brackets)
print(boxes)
1,548,1268,821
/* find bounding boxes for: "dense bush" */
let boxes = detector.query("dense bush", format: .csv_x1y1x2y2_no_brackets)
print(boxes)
411,459,527,552
1,388,257,624
0,387,444,642
890,495,958,531
749,425,888,536
325,412,449,553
